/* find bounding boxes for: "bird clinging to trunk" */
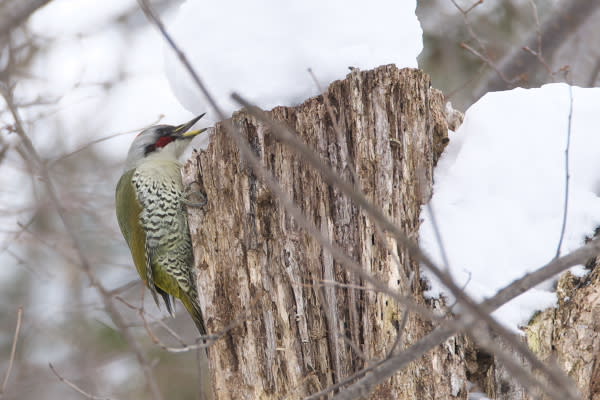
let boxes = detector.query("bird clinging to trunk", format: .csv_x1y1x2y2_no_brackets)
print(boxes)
115,114,207,334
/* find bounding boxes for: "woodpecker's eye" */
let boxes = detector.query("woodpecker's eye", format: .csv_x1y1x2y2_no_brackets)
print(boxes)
155,136,174,148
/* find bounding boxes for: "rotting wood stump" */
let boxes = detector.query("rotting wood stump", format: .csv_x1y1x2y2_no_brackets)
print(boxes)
182,65,467,399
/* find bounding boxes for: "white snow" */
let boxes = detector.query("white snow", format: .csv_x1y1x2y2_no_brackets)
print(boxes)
420,84,600,330
165,0,422,121
26,2,197,166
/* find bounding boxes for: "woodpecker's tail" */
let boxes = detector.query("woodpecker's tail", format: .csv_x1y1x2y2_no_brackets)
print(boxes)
182,294,206,336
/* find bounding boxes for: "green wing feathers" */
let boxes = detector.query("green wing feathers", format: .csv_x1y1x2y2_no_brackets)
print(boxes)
116,170,149,285
116,168,206,336
182,292,206,335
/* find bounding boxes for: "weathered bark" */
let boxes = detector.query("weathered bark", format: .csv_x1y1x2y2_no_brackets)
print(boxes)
182,65,467,399
458,263,600,400
502,263,600,400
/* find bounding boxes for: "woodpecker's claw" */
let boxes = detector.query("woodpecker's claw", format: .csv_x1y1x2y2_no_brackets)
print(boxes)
183,181,207,208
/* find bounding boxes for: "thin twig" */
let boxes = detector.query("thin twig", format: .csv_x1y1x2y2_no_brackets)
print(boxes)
136,0,223,115
0,214,35,258
425,203,452,272
17,220,81,266
0,84,164,400
115,296,216,352
49,363,116,400
0,0,53,37
116,290,263,353
529,0,542,55
312,242,600,399
306,280,382,294
115,296,188,345
469,323,550,397
0,307,23,398
464,0,484,14
304,358,388,400
329,238,600,399
555,84,573,258
520,0,554,77
47,116,164,168
521,46,554,77
460,42,513,85
450,0,508,84
451,0,484,15
476,0,600,97
338,334,370,362
106,280,141,296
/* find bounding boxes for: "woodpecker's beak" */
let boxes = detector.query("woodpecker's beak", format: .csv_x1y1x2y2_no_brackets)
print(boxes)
173,113,207,138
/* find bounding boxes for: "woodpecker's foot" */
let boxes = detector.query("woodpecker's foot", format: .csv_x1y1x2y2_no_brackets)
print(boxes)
183,181,207,207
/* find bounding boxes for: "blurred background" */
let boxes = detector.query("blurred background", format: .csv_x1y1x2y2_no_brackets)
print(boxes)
0,0,598,398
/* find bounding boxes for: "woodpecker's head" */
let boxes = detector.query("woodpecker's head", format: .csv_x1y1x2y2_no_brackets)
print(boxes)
123,113,207,171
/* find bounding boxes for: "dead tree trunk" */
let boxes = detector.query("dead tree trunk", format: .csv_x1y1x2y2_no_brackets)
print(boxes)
182,65,467,399
512,263,600,400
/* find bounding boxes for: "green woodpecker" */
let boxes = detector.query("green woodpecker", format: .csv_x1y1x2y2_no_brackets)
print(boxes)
115,114,207,335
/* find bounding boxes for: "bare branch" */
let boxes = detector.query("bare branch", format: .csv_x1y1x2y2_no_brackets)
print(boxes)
304,357,391,400
115,296,213,353
0,84,164,400
330,237,600,399
0,307,23,398
0,0,54,37
47,116,165,168
106,280,141,296
136,0,223,115
488,237,600,312
460,42,514,85
116,287,266,354
424,203,452,272
556,85,573,258
450,0,513,87
476,0,600,98
450,0,484,15
49,363,117,400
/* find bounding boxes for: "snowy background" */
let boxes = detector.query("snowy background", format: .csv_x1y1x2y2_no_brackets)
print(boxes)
166,0,421,119
1,0,598,398
420,84,600,329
